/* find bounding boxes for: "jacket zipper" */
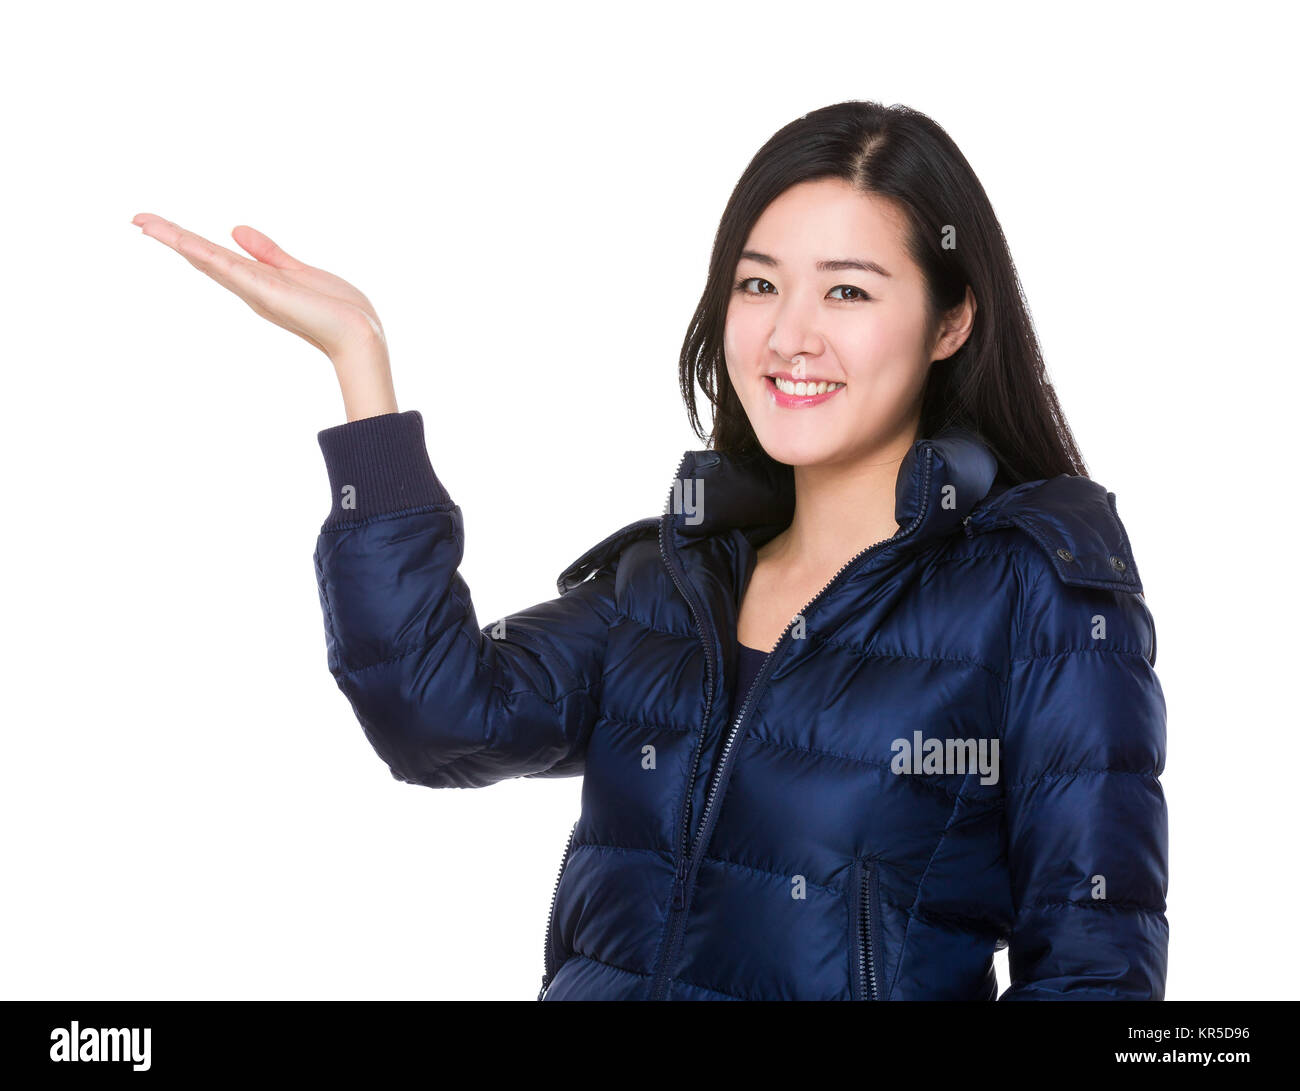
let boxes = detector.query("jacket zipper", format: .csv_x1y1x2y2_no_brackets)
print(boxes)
657,452,717,899
853,855,880,1000
537,818,578,1001
649,445,936,1001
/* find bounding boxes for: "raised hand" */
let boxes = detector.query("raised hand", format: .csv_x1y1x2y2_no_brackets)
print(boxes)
133,214,398,421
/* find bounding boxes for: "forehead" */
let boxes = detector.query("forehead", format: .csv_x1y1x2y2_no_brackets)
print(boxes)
742,178,909,261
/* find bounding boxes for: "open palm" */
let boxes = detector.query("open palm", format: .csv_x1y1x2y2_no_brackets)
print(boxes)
132,214,385,361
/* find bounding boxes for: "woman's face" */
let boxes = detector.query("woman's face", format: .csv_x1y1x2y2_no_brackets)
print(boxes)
724,177,961,468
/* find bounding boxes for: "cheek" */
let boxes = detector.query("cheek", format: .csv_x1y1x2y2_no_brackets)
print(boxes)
722,309,751,385
722,306,741,360
724,300,766,355
844,306,929,376
722,317,743,390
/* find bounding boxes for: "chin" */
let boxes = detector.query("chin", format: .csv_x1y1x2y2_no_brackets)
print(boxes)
749,429,850,469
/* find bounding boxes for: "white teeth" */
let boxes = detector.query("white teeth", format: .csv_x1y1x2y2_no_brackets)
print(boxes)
772,377,844,396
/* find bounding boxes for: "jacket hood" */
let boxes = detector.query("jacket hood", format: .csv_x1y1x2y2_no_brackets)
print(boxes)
558,425,1144,597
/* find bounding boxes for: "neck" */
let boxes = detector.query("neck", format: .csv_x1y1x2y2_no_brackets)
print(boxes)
763,420,921,575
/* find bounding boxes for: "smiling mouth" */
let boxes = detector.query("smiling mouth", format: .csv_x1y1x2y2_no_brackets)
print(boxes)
763,374,847,408
766,375,845,396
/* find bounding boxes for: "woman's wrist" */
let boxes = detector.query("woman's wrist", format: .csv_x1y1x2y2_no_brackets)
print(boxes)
331,334,399,422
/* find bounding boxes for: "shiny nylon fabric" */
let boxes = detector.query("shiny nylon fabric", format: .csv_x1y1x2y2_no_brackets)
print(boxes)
313,424,1168,1000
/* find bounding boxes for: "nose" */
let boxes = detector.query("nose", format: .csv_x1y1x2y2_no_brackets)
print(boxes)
768,308,824,371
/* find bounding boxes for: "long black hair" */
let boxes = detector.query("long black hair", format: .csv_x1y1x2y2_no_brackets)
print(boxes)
678,100,1087,485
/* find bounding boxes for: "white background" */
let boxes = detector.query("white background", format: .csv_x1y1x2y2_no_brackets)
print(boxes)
2,0,1293,1000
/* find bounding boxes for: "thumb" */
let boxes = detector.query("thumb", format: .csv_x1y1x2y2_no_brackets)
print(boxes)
232,224,306,270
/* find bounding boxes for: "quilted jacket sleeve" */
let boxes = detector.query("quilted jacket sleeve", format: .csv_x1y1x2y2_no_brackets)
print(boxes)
312,411,619,790
998,553,1169,1000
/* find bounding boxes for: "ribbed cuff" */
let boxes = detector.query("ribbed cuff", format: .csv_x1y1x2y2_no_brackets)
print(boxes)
317,410,452,530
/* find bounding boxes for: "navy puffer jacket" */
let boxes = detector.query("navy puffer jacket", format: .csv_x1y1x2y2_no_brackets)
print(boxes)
312,411,1169,1001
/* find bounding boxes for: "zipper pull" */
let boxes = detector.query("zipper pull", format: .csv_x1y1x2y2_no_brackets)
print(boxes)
671,862,687,911
962,514,974,539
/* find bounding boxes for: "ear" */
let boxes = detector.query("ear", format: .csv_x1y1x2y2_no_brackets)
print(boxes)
931,285,977,362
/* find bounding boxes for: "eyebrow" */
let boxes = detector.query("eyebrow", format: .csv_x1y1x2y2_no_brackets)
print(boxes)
738,249,893,278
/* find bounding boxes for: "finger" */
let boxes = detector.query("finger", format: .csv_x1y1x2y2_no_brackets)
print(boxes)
134,214,257,275
144,216,293,311
133,212,207,252
231,224,309,271
229,223,378,323
186,238,288,312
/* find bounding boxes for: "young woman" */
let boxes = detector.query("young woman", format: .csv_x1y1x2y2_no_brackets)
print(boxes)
134,100,1168,1001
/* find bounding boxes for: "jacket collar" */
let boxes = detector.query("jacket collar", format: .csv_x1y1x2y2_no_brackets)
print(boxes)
663,424,1000,556
557,425,1143,596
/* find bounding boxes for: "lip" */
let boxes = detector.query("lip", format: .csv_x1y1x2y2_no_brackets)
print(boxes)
765,375,846,409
